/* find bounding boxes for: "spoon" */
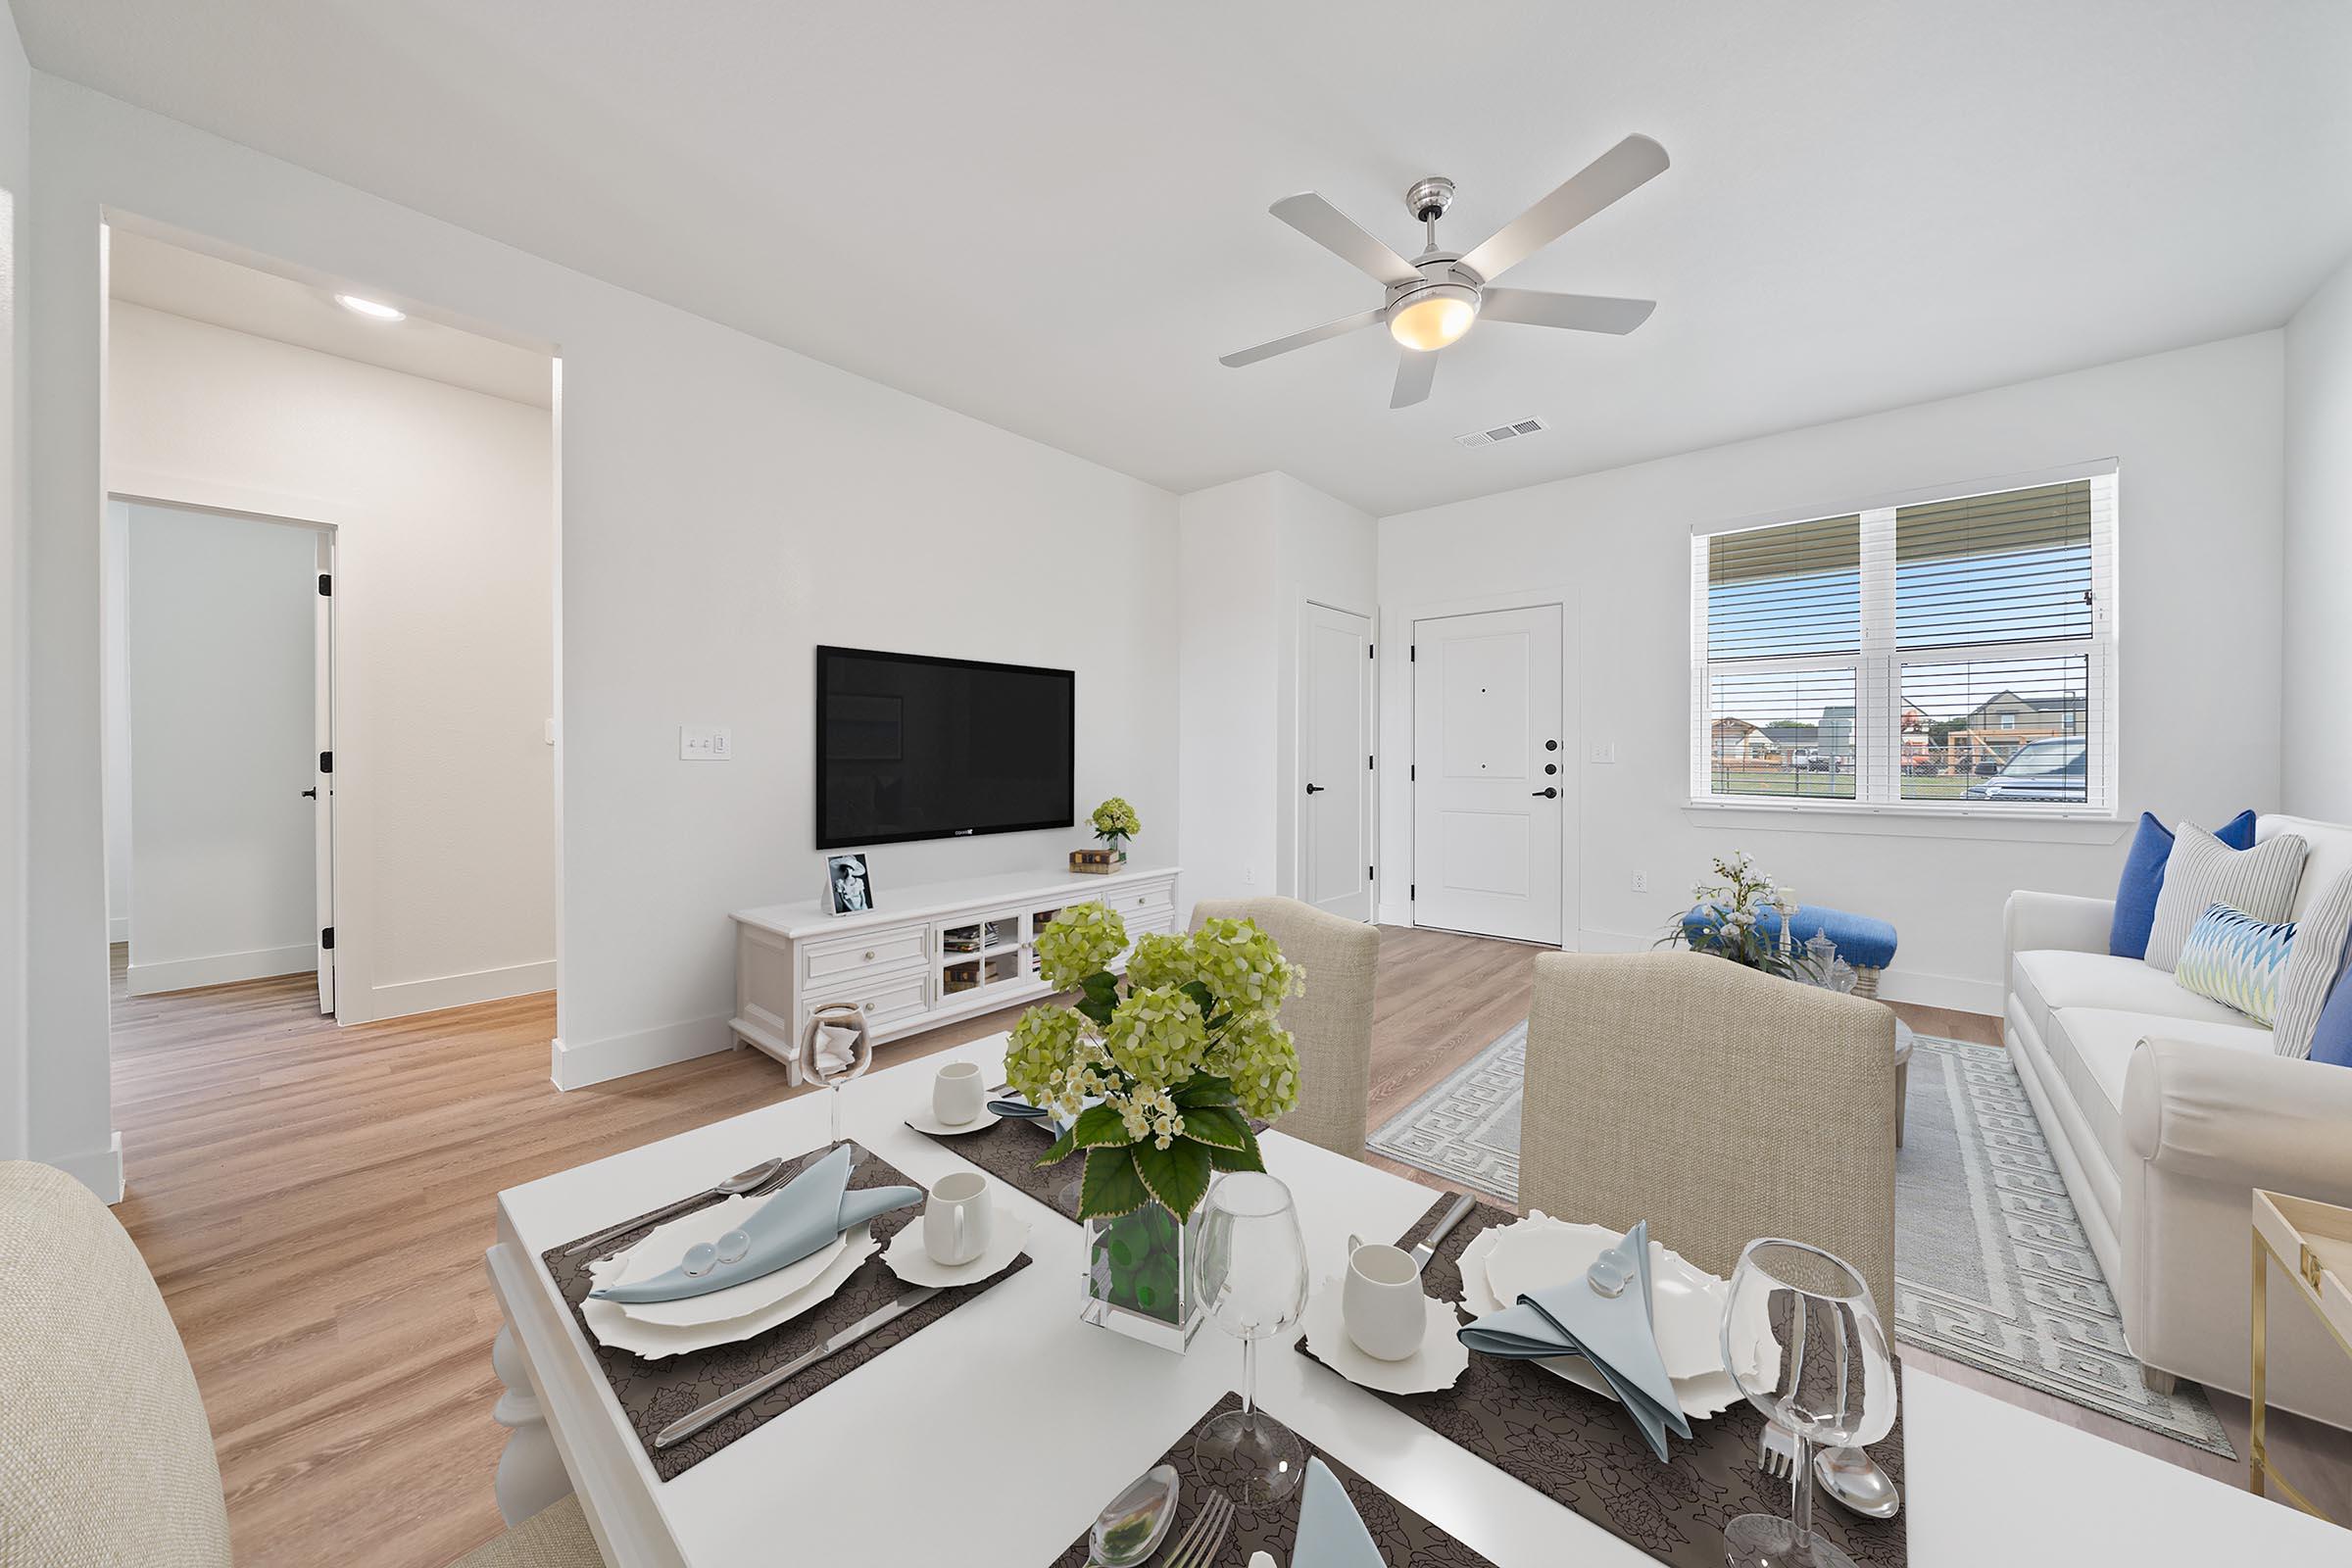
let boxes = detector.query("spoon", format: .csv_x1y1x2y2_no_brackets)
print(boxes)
1089,1463,1180,1566
1815,1444,1901,1519
562,1156,788,1256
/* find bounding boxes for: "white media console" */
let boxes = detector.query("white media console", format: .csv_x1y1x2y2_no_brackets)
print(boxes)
728,863,1180,1082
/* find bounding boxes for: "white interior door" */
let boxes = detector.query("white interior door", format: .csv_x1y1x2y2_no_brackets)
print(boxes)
313,532,336,1014
1411,604,1565,945
1299,603,1372,922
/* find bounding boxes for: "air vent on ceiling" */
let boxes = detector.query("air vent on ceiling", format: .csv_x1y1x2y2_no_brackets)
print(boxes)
1454,416,1548,449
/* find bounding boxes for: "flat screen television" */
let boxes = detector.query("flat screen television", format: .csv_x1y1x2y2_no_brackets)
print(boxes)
815,646,1075,849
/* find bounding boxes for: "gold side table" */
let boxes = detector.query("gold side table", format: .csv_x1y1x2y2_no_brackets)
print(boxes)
2249,1188,2352,1521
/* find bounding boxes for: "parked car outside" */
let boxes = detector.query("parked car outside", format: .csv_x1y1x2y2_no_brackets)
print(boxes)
1961,736,2087,802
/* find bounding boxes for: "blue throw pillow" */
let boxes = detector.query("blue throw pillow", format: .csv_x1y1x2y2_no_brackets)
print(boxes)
2110,809,2257,959
2310,966,2352,1069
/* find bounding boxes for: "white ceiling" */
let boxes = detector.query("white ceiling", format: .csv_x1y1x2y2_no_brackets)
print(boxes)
23,1,2352,514
107,228,555,408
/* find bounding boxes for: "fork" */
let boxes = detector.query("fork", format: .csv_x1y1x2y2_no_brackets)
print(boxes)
1160,1489,1235,1568
1757,1420,1798,1482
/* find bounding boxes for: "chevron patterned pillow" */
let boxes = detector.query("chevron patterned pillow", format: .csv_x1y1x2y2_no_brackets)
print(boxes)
2174,902,2297,1026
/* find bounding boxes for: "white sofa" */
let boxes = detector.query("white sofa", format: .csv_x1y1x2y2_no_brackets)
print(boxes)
2003,813,2352,1429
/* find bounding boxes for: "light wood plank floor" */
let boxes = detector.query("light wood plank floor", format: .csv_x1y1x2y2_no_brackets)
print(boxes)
104,930,2343,1566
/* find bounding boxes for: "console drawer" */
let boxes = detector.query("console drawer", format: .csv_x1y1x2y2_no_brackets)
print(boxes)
1111,882,1176,924
804,926,927,986
801,970,931,1036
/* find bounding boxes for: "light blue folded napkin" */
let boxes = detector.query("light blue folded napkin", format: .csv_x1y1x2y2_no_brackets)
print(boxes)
1455,1219,1691,1461
1292,1457,1382,1568
588,1144,918,1303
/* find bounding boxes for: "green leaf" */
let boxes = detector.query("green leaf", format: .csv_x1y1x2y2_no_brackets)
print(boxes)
1205,1137,1266,1173
1034,1124,1078,1168
1178,1104,1250,1151
1070,1103,1132,1149
1179,979,1215,1014
1075,992,1116,1028
1131,1137,1213,1220
1078,1145,1151,1219
1081,970,1121,1005
1171,1072,1240,1109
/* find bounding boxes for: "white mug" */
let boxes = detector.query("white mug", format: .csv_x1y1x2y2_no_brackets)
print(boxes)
923,1171,993,1266
933,1060,985,1127
1344,1241,1428,1361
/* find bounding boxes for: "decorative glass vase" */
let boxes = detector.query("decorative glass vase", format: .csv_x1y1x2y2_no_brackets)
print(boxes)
1081,1202,1203,1351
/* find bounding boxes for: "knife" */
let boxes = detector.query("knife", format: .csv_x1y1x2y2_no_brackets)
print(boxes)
653,1285,944,1449
1409,1193,1479,1269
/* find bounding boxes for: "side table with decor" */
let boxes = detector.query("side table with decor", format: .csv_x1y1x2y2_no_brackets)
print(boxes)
2250,1188,2352,1521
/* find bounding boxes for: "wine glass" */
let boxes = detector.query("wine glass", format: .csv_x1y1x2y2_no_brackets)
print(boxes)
800,1003,872,1148
1721,1239,1897,1568
1188,1171,1311,1505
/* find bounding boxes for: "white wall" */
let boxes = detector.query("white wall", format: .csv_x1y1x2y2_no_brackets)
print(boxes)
24,79,1181,1187
108,302,557,1020
101,499,127,940
0,0,32,1165
2284,252,2352,821
122,501,317,991
1176,471,1376,919
1379,332,2286,1012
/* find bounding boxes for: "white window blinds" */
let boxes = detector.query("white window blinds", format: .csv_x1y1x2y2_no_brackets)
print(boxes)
1690,466,2117,813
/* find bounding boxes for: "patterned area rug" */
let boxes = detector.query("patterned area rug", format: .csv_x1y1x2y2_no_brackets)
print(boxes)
1367,1026,2235,1456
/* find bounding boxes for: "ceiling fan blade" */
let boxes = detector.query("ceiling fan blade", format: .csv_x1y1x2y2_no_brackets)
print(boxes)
1219,308,1385,368
1479,287,1656,335
1269,192,1424,287
1391,349,1439,410
1456,134,1670,283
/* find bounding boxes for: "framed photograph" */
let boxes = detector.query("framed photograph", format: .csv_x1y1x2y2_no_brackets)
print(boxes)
825,853,873,915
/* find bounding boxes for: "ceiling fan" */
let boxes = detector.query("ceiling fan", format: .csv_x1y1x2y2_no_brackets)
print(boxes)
1220,134,1669,409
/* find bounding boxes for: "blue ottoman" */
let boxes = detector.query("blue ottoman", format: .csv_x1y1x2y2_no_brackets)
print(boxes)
1679,903,1897,999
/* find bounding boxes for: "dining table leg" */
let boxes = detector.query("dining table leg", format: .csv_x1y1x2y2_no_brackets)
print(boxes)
492,1317,573,1525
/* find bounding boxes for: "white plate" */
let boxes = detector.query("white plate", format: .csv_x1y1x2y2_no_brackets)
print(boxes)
1456,1216,1750,1420
880,1205,1031,1287
605,1194,852,1327
903,1105,1003,1137
1481,1213,1740,1382
583,1225,879,1359
1301,1275,1467,1396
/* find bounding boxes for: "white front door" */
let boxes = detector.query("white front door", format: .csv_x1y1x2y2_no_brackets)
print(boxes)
1411,604,1565,945
1299,602,1372,922
313,531,337,1015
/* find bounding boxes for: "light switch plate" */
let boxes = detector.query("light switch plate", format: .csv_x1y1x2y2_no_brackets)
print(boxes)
680,724,731,760
1588,740,1617,764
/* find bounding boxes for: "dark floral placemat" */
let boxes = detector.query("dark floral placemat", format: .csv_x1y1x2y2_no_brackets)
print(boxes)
1046,1392,1497,1567
906,1112,1080,1216
1297,1195,1907,1568
540,1140,1030,1480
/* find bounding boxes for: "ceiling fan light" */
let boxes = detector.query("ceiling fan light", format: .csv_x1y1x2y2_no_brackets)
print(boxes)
1388,284,1479,352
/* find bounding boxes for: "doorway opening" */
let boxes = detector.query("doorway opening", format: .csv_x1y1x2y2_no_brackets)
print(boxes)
1296,600,1374,922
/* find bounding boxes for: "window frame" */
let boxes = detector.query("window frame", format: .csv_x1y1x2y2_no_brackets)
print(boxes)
1689,462,2119,821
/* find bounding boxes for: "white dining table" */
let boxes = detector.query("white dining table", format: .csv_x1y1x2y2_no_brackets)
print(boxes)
484,1034,2345,1567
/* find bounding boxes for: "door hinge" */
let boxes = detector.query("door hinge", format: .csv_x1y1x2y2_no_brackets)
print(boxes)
319,926,335,951
1367,754,1374,770
1409,882,1416,901
1367,643,1375,660
1368,864,1375,881
318,750,333,774
1410,763,1416,781
318,572,332,596
1409,645,1416,662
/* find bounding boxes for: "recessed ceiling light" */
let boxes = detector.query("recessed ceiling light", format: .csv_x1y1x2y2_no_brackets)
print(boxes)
335,293,405,322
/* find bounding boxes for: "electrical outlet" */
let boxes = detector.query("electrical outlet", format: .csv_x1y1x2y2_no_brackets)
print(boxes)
679,724,731,760
1588,740,1617,764
1632,869,1650,894
1243,866,1256,885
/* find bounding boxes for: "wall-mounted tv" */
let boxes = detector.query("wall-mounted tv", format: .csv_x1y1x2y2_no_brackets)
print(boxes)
815,646,1075,850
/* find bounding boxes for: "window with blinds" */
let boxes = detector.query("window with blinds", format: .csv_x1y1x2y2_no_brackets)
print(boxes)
1690,467,2116,813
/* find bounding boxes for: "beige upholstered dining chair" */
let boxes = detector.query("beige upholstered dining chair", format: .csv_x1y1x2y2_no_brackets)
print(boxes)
1190,896,1381,1161
0,1162,602,1568
1518,952,1898,1314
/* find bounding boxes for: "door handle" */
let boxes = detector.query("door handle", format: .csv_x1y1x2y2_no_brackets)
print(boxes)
301,788,318,799
1532,787,1559,799
1304,783,1325,795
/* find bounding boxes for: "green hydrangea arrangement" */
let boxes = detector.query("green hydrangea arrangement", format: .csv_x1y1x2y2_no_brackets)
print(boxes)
1007,906,1302,1224
1090,796,1142,851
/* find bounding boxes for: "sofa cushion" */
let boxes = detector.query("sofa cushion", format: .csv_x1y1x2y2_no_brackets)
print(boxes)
2145,825,2307,971
2110,808,2256,960
2011,948,2253,1046
2264,813,2352,924
2172,903,2296,1026
2048,1007,2274,1174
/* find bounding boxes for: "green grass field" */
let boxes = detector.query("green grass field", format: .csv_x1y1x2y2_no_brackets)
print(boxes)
1710,769,1978,801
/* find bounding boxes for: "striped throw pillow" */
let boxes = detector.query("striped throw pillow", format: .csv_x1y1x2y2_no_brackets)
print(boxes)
2174,903,2297,1025
2143,824,2307,971
2274,870,2352,1057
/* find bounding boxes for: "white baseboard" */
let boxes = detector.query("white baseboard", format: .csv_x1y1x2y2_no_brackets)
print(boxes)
127,944,315,996
51,1132,124,1204
108,915,128,943
369,959,557,1021
551,1011,734,1091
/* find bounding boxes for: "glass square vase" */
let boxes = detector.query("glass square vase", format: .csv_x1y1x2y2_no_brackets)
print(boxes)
1080,1203,1203,1351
